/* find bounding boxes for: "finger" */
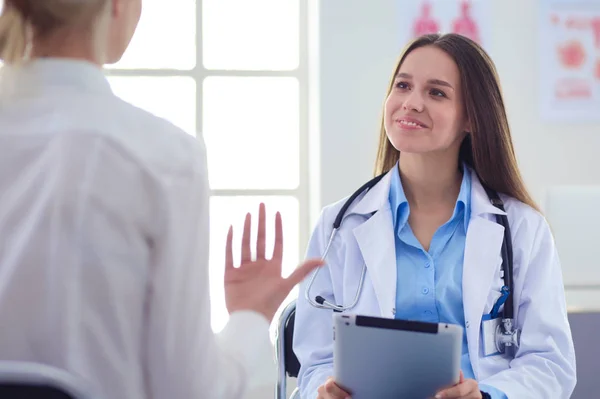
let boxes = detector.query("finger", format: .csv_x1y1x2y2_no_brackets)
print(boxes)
317,384,325,398
324,377,351,398
435,380,475,399
459,370,465,384
241,213,252,264
225,225,234,270
271,211,283,261
256,203,266,259
284,258,324,290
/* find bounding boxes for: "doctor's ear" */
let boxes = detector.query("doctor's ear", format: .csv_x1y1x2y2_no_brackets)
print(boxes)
111,0,122,18
464,120,473,136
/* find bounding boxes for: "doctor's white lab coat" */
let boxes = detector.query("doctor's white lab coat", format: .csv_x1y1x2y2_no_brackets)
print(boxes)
294,168,577,399
0,59,274,399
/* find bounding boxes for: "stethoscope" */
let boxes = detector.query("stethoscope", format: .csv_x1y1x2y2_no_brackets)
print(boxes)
304,171,521,353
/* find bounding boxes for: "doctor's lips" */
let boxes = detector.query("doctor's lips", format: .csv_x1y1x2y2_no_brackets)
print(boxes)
395,116,429,129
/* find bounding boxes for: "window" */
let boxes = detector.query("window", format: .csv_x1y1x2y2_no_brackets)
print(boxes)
107,0,309,332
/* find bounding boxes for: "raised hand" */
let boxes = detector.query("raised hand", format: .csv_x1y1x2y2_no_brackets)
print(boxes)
224,203,324,322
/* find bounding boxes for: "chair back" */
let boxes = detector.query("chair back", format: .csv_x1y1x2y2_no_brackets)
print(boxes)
276,300,301,399
0,361,98,399
568,311,600,398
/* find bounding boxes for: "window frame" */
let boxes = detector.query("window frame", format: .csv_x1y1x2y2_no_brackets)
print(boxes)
104,0,311,303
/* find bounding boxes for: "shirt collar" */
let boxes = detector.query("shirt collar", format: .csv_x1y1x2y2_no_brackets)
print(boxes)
389,162,410,231
388,161,472,232
0,58,113,99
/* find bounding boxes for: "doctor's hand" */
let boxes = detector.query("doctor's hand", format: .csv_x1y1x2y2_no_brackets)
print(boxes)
434,371,482,399
317,377,352,399
224,203,324,323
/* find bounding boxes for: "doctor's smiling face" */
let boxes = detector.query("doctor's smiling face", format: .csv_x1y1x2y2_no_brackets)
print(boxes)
383,45,469,156
374,34,539,212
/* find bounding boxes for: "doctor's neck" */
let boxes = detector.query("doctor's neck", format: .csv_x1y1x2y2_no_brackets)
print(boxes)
398,153,462,210
30,32,105,66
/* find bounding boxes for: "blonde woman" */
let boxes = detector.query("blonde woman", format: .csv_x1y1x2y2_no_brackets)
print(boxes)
0,1,322,398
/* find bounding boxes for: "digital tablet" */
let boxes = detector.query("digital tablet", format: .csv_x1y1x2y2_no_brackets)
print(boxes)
333,313,462,399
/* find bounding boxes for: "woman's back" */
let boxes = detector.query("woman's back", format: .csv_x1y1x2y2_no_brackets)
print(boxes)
0,59,209,399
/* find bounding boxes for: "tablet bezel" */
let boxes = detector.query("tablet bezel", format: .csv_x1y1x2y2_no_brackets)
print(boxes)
333,313,463,399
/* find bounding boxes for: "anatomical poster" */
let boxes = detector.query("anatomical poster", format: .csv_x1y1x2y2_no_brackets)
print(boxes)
398,0,493,51
539,0,600,123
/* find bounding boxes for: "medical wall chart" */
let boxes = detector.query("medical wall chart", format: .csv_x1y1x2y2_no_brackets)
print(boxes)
539,0,600,123
398,0,493,51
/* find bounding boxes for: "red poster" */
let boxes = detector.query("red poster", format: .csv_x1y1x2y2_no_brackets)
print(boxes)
540,0,600,122
402,0,490,49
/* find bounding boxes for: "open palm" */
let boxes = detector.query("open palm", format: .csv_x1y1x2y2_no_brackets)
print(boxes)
224,203,323,322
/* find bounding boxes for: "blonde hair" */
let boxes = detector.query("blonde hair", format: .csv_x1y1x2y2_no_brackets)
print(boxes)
0,0,108,64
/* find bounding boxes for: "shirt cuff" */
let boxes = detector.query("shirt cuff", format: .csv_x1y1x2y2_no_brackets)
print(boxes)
479,383,508,399
216,311,275,390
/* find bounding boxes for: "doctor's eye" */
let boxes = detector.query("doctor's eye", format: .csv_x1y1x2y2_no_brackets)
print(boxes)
430,88,447,98
394,81,410,90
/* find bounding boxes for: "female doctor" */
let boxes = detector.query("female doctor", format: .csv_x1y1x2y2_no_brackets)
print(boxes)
293,33,576,399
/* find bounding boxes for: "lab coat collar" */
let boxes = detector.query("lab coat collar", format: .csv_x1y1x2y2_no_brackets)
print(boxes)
464,171,508,378
346,170,395,317
345,169,393,218
347,165,507,220
0,58,113,99
349,164,508,321
470,170,507,217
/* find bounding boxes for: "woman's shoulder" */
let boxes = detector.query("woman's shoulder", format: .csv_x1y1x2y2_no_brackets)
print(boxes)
313,195,353,231
75,93,206,179
500,194,553,241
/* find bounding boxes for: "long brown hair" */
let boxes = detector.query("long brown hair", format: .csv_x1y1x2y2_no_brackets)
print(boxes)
374,33,539,212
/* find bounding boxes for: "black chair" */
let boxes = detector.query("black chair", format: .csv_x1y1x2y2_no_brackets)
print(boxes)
568,311,600,399
0,362,98,399
275,300,301,399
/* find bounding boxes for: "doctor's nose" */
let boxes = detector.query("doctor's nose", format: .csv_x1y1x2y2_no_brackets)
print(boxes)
402,92,425,113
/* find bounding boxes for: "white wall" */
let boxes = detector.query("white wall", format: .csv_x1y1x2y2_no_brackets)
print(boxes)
311,0,600,310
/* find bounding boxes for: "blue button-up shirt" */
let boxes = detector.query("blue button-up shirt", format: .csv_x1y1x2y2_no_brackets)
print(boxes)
388,163,506,399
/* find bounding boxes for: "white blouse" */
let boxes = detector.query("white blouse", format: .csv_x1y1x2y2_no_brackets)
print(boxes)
0,59,274,399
